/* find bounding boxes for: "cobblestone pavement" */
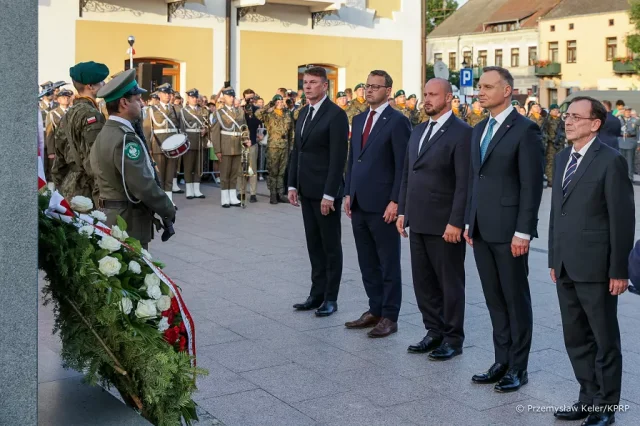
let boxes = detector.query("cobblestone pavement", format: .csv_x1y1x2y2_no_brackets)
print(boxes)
39,182,640,425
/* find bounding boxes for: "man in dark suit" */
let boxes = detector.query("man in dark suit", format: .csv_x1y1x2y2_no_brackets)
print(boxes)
628,240,640,295
600,100,621,151
550,97,634,426
343,70,411,337
464,66,544,392
397,78,472,360
288,66,349,317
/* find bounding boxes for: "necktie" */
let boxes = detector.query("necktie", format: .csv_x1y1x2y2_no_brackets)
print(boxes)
480,118,498,162
302,106,314,136
418,121,437,154
361,110,377,148
562,152,582,195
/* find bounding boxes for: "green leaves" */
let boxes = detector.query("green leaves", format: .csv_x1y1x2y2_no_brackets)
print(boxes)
116,215,128,232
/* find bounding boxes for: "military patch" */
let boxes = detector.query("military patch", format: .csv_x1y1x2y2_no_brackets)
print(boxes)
87,116,97,124
124,142,141,160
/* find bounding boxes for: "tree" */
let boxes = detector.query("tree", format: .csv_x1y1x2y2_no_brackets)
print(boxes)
426,0,459,35
628,1,640,56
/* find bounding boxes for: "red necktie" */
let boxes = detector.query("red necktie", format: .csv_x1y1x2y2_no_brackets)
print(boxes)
361,110,376,148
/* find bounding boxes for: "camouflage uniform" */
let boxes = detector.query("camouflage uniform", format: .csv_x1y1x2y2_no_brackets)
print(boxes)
346,98,368,126
256,107,294,196
466,110,488,127
452,107,463,120
543,116,562,186
44,105,68,181
56,96,106,204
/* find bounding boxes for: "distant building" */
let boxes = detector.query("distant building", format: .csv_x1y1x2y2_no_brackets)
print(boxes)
427,0,562,95
537,0,639,107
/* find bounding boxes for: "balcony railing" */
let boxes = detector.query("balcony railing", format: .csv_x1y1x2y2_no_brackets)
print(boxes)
613,60,637,74
535,62,561,76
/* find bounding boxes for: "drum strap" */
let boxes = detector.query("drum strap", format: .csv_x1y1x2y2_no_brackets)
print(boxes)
151,105,178,132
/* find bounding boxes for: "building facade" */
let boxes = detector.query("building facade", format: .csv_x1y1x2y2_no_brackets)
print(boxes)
537,0,639,107
38,0,421,100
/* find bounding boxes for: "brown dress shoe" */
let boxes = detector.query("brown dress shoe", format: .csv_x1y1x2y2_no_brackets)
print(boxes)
345,311,380,329
367,318,398,338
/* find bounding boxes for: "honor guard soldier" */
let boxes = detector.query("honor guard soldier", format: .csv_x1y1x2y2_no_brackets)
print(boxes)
213,86,248,208
465,98,488,127
346,83,368,125
44,89,73,186
146,83,184,201
336,91,349,111
55,61,110,205
451,95,463,119
406,94,421,127
90,69,175,249
180,88,208,199
39,82,58,123
393,89,407,111
543,104,562,187
256,94,294,204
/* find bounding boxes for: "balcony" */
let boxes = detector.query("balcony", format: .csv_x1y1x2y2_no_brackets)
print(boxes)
233,0,345,12
535,62,561,77
613,59,637,74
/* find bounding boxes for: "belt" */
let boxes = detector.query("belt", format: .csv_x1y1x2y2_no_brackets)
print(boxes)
98,199,128,209
185,129,201,133
154,129,178,134
221,131,242,137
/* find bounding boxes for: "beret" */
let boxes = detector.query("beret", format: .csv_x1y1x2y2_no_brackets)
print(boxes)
355,83,365,90
550,103,559,110
395,90,406,97
407,94,417,100
336,91,347,98
272,94,283,101
69,61,109,85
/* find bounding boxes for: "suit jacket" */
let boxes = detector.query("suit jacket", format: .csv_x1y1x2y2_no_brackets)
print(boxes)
288,98,349,200
345,106,411,213
399,114,472,235
548,138,635,282
629,239,640,285
600,112,621,150
465,109,544,243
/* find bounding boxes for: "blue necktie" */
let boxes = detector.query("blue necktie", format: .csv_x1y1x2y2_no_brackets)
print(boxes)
562,152,582,195
480,118,497,163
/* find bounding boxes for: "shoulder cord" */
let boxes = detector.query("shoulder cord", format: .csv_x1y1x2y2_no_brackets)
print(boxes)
150,105,178,131
181,106,203,128
121,128,154,204
216,108,241,131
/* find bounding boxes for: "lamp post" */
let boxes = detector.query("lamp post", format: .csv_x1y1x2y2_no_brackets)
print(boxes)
127,35,135,70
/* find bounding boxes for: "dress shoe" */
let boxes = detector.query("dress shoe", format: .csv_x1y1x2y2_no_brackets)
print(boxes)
407,335,442,353
472,362,509,384
222,203,230,208
428,342,462,361
367,318,397,338
581,412,615,426
293,297,323,311
494,369,528,392
345,311,380,329
249,195,257,203
554,402,591,421
315,301,338,317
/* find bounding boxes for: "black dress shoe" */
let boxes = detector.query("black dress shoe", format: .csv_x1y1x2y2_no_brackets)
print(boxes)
407,335,442,354
581,412,615,426
293,297,323,311
472,362,509,384
186,195,194,200
494,369,528,392
315,301,338,317
173,189,185,194
249,195,257,203
196,194,206,199
222,204,230,208
428,342,462,361
554,402,591,421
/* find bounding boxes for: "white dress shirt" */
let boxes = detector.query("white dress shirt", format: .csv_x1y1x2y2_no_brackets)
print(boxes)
289,95,335,201
562,137,596,182
362,101,390,134
465,104,530,240
418,109,453,152
109,115,134,132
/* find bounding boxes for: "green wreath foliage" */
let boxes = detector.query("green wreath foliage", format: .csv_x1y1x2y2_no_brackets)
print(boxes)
38,194,208,426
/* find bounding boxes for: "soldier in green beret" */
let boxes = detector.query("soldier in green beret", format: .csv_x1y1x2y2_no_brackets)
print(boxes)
543,103,562,187
466,98,488,128
90,69,175,248
451,94,463,119
405,94,421,127
393,89,407,110
54,61,109,205
335,91,348,111
346,82,368,126
256,94,294,204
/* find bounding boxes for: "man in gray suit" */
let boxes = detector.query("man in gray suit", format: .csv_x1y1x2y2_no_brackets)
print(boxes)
617,106,638,179
550,96,635,426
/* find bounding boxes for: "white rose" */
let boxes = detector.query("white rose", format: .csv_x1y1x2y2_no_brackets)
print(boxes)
78,225,94,237
158,317,170,332
119,297,133,315
135,299,157,319
141,249,152,260
90,210,107,222
111,225,129,241
98,236,122,253
144,273,160,289
98,256,121,277
146,284,162,300
156,295,171,312
128,261,141,275
70,196,94,213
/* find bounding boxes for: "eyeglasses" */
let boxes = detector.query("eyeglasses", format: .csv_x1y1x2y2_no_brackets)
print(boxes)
365,84,389,91
561,113,596,123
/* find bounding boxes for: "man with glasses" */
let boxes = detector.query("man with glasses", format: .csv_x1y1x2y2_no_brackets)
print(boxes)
550,97,634,425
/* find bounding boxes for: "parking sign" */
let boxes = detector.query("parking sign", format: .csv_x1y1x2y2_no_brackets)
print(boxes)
460,68,473,87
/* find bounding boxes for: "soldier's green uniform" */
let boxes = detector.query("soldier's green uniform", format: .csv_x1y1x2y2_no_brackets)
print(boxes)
465,110,486,127
346,83,368,125
256,95,294,204
90,69,175,248
180,88,209,199
56,61,109,205
405,94,421,127
44,89,72,182
543,105,562,186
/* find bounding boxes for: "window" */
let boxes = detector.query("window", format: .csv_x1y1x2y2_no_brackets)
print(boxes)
548,88,558,106
609,19,614,26
550,25,555,32
463,51,472,66
495,49,503,67
478,50,488,67
549,42,559,63
606,37,617,61
434,53,443,63
511,48,519,67
449,52,457,70
488,22,517,32
528,46,537,65
567,40,577,63
569,23,574,30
